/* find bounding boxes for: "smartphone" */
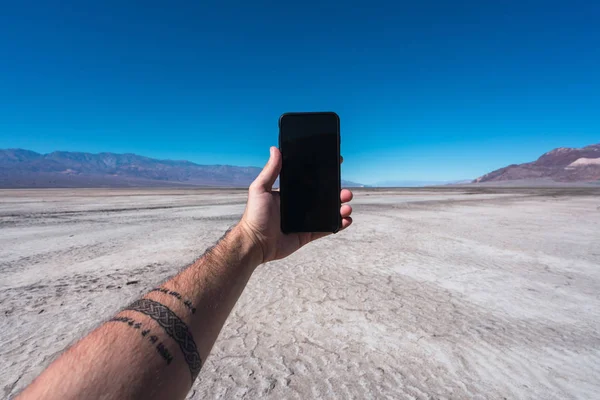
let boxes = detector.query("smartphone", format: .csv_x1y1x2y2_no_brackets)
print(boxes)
279,112,341,234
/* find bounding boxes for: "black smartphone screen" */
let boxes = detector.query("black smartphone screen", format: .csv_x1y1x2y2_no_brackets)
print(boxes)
279,112,341,233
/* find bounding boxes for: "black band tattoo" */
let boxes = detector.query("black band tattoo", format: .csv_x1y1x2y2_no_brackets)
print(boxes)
109,316,174,365
124,298,202,381
149,288,197,314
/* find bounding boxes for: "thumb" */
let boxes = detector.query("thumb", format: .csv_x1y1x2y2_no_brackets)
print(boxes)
250,147,282,192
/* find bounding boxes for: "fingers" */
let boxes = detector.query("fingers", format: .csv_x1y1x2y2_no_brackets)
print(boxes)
341,189,353,203
308,208,353,243
341,217,353,230
341,204,352,218
340,204,353,231
250,147,282,193
308,191,353,243
340,155,344,164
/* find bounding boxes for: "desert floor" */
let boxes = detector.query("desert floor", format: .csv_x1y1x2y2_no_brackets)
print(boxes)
1,188,599,399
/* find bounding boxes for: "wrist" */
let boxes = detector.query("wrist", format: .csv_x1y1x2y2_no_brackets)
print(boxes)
216,223,264,270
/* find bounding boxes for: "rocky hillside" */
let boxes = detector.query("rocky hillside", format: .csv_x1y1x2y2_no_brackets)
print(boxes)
474,143,600,183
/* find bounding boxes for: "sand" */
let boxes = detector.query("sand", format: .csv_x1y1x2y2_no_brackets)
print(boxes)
1,188,599,399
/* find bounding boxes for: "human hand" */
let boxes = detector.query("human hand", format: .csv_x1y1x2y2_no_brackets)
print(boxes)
238,146,353,264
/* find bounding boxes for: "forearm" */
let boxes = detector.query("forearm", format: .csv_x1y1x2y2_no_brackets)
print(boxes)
19,224,262,400
144,223,262,366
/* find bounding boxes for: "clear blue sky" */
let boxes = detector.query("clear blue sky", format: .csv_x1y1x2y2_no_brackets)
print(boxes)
1,1,599,184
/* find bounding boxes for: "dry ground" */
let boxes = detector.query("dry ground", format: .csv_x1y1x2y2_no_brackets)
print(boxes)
1,188,599,399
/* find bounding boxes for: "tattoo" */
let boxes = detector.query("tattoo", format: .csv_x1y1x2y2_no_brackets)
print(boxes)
109,316,173,365
156,343,173,364
149,288,197,314
124,299,202,381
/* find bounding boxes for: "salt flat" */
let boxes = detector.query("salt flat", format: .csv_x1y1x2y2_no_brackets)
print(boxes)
1,188,599,399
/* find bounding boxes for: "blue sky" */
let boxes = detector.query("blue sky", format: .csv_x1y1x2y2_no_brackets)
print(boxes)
1,1,599,184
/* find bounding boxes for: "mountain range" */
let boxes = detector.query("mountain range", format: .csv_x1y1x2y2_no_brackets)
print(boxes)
1,143,598,188
0,149,363,188
474,143,600,184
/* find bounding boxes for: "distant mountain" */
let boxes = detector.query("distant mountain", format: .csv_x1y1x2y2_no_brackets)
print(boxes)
374,180,457,187
0,149,263,188
0,149,362,188
340,179,365,187
474,143,600,184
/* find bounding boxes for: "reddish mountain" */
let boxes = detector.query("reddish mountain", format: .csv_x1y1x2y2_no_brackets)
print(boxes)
474,143,600,183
